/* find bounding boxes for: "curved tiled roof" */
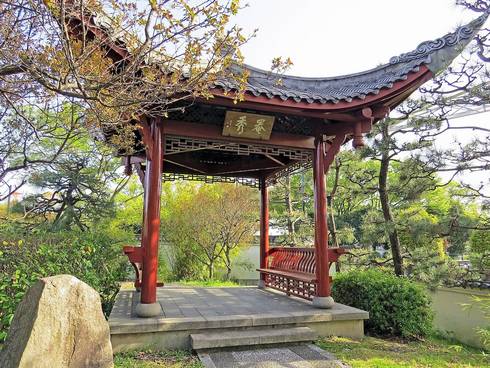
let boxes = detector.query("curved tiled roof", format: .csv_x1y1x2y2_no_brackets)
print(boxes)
214,13,488,105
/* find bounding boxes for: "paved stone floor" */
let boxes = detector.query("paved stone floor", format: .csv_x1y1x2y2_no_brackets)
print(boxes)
110,286,365,319
199,344,350,368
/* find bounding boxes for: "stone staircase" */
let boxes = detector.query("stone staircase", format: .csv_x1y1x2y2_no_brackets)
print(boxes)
191,326,317,351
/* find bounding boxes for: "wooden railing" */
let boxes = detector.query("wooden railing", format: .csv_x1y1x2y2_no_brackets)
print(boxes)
267,246,346,272
259,246,346,300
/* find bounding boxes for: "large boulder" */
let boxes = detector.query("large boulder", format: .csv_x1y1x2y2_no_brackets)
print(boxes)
0,275,113,368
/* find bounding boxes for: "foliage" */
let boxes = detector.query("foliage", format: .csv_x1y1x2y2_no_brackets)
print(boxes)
332,270,433,338
161,182,257,280
269,172,314,245
171,279,239,287
317,335,489,368
23,134,127,230
469,229,490,275
0,103,83,202
0,0,251,150
114,350,203,368
0,222,127,342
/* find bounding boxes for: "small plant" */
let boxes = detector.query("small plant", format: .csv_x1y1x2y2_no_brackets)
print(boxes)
332,269,433,338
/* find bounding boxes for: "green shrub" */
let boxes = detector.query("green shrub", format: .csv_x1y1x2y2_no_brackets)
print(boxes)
332,269,433,338
0,223,127,342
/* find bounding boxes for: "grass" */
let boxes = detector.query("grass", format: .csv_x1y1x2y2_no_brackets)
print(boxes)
168,279,240,287
317,335,489,368
120,279,240,290
114,336,488,367
114,350,203,368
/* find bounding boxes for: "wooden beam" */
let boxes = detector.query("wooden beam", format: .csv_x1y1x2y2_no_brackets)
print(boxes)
313,136,331,301
264,154,286,166
139,117,163,309
259,177,270,286
163,120,315,150
198,97,361,122
162,164,262,179
207,157,288,176
317,119,372,136
164,158,207,174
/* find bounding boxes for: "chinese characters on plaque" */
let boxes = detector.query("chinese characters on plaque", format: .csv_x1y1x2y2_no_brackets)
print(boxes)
222,111,275,140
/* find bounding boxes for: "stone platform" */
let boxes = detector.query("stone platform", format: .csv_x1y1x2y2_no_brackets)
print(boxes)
109,286,368,352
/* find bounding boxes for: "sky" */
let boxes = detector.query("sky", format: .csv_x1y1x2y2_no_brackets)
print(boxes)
231,0,476,76
231,0,489,190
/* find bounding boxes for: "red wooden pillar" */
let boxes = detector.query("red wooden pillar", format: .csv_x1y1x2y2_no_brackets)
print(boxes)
136,117,164,317
312,136,334,308
258,177,269,288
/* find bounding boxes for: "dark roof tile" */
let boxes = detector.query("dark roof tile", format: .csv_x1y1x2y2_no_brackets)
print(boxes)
214,13,488,104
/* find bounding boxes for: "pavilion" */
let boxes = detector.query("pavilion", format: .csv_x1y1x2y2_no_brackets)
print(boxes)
62,4,488,320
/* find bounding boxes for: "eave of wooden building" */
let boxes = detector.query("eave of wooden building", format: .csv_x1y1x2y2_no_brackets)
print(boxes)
66,6,487,187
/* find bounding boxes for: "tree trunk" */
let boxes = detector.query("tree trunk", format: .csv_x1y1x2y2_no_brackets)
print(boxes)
225,248,232,280
378,123,404,276
285,174,295,244
208,260,214,280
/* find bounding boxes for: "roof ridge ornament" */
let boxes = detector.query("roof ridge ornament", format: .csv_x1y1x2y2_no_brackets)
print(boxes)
389,12,489,67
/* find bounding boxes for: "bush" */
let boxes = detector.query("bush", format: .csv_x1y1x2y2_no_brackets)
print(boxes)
0,223,127,342
332,269,433,338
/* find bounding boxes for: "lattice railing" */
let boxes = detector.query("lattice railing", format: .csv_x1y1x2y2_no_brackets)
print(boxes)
263,273,317,300
263,246,346,300
162,173,260,188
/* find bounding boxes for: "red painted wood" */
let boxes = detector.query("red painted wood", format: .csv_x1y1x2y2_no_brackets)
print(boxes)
258,247,345,300
313,136,330,297
324,134,346,173
163,120,315,150
123,246,164,290
352,121,365,148
259,178,270,281
140,117,163,304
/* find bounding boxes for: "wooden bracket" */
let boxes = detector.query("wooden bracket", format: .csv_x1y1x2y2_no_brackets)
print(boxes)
135,162,146,185
324,133,346,173
352,121,365,149
123,156,133,176
138,118,153,160
123,246,164,290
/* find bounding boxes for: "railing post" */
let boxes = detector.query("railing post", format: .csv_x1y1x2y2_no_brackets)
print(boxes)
258,177,270,288
312,136,334,308
136,117,164,317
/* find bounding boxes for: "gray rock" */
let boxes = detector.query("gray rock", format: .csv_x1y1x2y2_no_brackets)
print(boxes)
0,275,113,368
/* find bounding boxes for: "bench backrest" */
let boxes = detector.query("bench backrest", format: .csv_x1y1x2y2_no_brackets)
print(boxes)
268,247,316,274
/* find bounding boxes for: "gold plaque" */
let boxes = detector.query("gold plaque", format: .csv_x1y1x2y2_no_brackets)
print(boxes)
222,111,275,140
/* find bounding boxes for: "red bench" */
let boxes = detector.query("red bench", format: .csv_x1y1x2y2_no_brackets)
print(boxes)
257,247,345,300
123,246,164,290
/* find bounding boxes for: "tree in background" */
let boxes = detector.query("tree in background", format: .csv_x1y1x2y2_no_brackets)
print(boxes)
269,172,314,246
0,103,81,204
162,183,257,280
218,185,257,279
5,105,129,230
469,228,490,282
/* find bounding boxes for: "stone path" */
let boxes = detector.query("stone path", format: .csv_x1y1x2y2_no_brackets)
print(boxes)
198,344,350,368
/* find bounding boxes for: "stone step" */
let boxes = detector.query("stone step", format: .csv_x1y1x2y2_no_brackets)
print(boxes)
191,326,317,351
